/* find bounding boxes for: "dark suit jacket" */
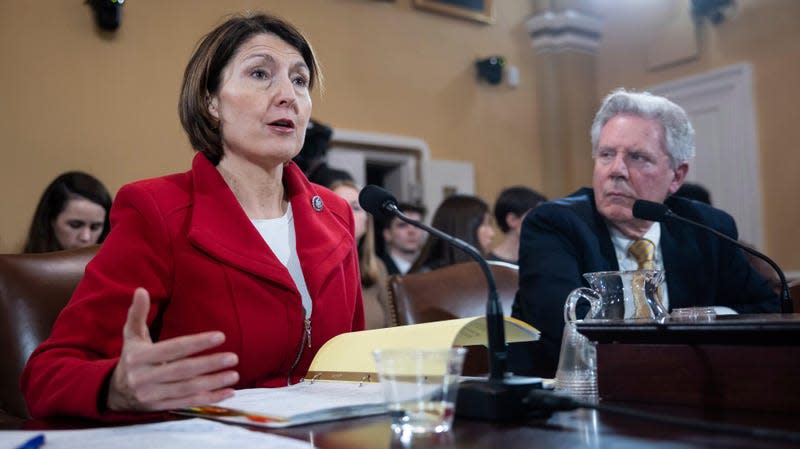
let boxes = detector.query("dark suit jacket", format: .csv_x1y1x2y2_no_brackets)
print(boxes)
510,188,779,377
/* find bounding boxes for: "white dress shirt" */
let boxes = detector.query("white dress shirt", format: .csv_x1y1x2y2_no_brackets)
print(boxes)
607,222,670,310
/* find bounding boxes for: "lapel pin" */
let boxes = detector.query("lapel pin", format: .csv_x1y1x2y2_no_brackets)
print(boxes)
311,195,324,212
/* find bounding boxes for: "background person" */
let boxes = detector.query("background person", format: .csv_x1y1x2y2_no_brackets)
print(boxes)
674,181,712,205
22,12,363,420
674,181,781,293
409,194,494,273
329,180,391,329
292,118,353,187
488,186,547,264
511,88,779,377
23,171,112,253
378,202,427,275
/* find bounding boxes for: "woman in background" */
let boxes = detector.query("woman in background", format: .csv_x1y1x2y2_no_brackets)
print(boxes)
23,171,112,253
409,194,495,273
330,180,391,329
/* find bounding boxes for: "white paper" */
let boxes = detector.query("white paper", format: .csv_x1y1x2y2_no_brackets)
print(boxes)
217,382,386,418
0,418,312,449
177,382,388,428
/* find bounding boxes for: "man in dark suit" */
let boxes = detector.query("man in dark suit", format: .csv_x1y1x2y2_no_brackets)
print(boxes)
378,202,427,275
511,89,779,377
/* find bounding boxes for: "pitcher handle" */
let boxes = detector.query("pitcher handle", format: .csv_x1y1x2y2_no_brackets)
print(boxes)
564,287,603,323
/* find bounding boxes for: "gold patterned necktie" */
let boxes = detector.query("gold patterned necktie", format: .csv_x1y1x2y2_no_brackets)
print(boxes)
628,238,656,270
628,238,657,318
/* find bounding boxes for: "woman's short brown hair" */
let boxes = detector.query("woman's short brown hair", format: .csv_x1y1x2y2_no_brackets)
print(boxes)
409,194,490,273
179,12,320,165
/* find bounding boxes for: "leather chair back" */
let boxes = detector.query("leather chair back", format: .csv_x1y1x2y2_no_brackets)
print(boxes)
387,261,518,326
789,279,800,315
0,246,98,418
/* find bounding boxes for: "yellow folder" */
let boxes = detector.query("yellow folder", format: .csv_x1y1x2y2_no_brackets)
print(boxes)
305,316,539,382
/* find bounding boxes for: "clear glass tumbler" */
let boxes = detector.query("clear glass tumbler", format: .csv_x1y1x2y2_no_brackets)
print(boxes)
373,348,467,434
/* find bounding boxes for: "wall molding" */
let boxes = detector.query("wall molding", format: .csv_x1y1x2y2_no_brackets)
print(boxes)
650,63,763,248
526,9,603,54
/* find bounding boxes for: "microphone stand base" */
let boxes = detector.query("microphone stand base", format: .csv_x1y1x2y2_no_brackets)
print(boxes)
455,376,551,421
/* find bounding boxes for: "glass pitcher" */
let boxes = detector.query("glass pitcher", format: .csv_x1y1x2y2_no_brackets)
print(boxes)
555,269,667,402
565,269,668,322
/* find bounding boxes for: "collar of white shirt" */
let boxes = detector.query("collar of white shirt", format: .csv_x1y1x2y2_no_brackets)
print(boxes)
390,253,413,274
608,221,662,271
607,221,669,309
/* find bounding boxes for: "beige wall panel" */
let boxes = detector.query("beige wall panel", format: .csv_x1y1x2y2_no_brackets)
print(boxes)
5,0,795,272
0,1,542,252
595,0,800,270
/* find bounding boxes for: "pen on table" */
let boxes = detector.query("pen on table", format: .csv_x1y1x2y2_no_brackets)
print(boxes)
15,434,45,449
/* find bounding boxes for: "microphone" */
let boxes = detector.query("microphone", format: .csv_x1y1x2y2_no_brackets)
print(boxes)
359,185,548,421
359,185,507,378
357,184,396,216
632,199,792,313
631,200,672,222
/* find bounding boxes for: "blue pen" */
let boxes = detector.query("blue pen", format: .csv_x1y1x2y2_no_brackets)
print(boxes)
15,434,45,449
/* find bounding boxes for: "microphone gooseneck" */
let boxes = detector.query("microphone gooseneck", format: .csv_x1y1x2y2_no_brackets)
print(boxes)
632,199,792,313
359,185,507,379
359,185,546,421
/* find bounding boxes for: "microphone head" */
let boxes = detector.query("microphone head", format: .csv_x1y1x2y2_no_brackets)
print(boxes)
358,185,398,217
632,199,672,222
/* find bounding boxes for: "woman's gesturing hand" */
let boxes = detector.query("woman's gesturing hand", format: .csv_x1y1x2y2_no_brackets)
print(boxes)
107,288,240,412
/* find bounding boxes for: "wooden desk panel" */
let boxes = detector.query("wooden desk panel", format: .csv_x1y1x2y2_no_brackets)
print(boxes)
577,314,800,413
596,344,800,412
576,313,800,345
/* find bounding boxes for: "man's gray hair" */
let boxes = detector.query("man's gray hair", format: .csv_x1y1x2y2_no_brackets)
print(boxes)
590,88,696,168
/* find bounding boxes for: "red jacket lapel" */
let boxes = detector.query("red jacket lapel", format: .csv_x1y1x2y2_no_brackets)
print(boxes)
186,154,355,297
283,161,355,299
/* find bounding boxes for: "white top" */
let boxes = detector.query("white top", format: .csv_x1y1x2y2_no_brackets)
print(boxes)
390,252,413,275
252,204,312,318
608,222,670,310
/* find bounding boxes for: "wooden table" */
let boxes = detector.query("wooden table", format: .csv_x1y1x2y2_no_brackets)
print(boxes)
4,314,799,447
3,402,799,448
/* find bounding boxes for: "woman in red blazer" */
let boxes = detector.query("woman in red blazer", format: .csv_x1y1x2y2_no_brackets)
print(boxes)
21,12,364,420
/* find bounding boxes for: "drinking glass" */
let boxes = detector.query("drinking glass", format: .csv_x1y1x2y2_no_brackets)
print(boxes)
373,348,467,434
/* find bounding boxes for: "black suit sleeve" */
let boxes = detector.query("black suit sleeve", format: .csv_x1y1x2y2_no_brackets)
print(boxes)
511,199,614,377
667,198,779,313
710,210,779,313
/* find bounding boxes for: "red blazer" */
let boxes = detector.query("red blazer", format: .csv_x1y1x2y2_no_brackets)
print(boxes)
21,154,364,419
